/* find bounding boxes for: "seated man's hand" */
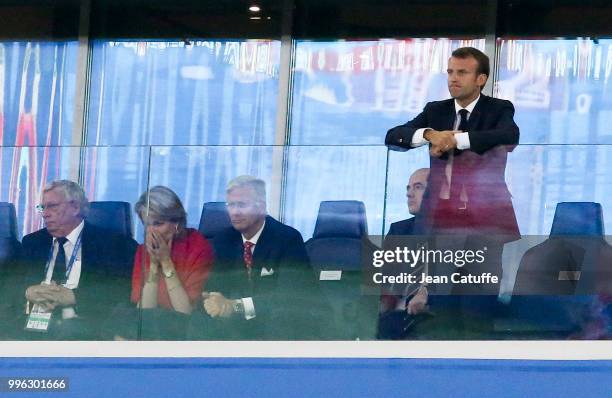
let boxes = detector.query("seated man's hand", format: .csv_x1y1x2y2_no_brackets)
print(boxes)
26,284,50,303
424,130,458,157
202,292,234,318
25,283,75,311
406,286,428,315
46,284,76,307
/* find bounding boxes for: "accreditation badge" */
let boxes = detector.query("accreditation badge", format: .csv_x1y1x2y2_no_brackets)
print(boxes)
25,304,52,333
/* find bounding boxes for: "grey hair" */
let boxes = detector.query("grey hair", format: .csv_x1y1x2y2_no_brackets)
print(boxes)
134,186,187,228
43,180,89,217
226,175,266,204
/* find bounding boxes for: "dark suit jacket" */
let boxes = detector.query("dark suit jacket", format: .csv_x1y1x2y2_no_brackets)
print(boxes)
13,222,137,339
198,215,324,339
386,95,520,238
387,217,416,236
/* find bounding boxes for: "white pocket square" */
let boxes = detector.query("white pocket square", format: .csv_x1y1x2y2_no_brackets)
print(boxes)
260,267,275,277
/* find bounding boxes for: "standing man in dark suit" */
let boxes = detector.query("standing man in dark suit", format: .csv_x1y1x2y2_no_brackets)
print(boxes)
385,47,520,337
15,180,137,340
386,47,519,240
198,175,322,340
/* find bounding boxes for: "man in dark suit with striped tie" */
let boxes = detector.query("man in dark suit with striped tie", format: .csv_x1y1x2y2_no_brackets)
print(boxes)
196,175,327,340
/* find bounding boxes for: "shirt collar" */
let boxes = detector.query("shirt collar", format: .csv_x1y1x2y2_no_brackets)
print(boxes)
242,219,266,246
454,95,480,115
57,220,85,245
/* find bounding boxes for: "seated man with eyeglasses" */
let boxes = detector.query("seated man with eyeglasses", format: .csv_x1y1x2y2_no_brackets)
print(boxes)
190,175,331,340
9,180,137,340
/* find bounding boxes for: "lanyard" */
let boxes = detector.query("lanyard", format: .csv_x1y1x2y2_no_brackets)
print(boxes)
44,232,83,284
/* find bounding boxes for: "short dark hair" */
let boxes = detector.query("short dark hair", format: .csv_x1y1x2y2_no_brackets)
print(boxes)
451,47,490,77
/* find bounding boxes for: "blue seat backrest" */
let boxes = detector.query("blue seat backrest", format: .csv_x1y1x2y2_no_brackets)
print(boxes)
198,202,231,240
550,202,604,237
87,201,134,238
0,202,18,239
507,202,607,337
312,200,368,240
305,200,378,339
306,200,370,271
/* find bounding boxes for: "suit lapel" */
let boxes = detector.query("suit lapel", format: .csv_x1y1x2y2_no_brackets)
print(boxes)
80,223,91,267
467,95,486,131
35,231,53,277
252,217,273,270
445,100,456,130
228,230,246,269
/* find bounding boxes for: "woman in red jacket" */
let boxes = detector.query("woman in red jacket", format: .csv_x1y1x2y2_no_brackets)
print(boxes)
131,186,213,315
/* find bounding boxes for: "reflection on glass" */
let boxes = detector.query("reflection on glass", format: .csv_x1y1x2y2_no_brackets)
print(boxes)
0,41,78,147
81,146,150,240
506,145,612,235
291,38,485,145
284,146,388,240
87,40,281,146
0,41,78,237
496,39,612,144
0,146,74,238
147,146,279,233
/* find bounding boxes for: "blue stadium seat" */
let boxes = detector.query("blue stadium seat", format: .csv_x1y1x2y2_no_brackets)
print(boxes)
0,202,18,240
305,200,379,339
0,202,21,270
507,201,610,338
87,201,134,238
550,202,604,237
307,200,369,271
198,202,231,243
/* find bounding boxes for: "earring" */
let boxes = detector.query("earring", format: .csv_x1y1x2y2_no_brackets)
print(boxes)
175,224,179,234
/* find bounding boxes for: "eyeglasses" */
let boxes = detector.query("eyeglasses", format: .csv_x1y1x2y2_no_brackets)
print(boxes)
226,201,258,210
35,201,71,213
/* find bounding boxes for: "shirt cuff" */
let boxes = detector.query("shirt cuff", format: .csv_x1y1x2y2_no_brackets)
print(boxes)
454,132,471,150
411,128,430,147
242,297,256,320
62,307,77,320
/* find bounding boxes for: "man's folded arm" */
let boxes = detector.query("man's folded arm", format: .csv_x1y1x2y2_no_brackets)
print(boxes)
385,104,432,151
467,101,520,154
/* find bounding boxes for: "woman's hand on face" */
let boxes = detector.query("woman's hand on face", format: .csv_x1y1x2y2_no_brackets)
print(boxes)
151,230,173,264
145,231,160,266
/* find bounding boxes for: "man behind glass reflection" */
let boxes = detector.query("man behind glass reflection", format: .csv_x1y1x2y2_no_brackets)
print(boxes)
17,180,137,339
387,168,430,236
385,47,520,337
381,168,430,319
194,175,322,340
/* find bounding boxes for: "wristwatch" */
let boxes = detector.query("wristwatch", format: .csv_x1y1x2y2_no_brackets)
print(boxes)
232,299,245,314
162,268,175,278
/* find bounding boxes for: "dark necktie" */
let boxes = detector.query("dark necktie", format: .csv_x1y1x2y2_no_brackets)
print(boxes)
458,109,469,132
243,241,254,276
451,109,470,201
51,237,68,283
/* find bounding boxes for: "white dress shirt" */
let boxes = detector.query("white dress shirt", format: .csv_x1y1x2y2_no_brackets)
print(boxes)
238,220,266,320
410,96,479,150
411,96,480,200
43,220,84,319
